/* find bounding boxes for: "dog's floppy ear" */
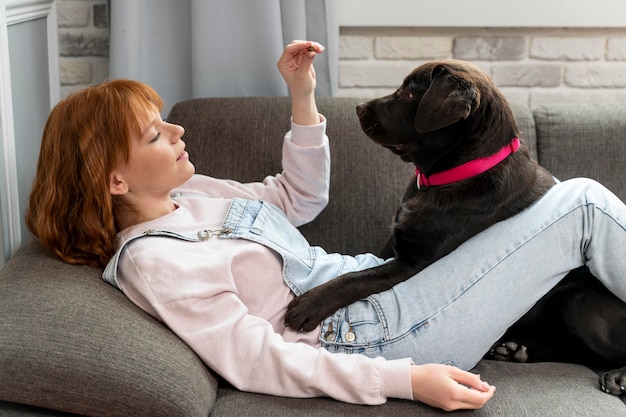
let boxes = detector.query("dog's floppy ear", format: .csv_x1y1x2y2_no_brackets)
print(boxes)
414,64,480,134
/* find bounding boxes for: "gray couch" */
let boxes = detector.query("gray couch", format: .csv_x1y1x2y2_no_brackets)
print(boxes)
1,97,625,416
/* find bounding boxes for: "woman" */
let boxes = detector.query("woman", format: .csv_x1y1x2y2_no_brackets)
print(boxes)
26,41,626,411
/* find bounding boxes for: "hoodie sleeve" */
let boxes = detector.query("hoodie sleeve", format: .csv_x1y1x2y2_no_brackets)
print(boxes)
117,238,414,405
175,116,330,227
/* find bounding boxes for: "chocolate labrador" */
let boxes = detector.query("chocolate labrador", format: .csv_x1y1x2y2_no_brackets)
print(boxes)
284,59,626,395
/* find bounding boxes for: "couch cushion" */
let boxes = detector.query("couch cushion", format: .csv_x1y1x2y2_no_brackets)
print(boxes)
534,104,626,202
208,360,624,416
0,241,217,417
167,98,540,257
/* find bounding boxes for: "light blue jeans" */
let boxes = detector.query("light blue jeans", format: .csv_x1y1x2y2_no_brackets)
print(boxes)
104,177,626,371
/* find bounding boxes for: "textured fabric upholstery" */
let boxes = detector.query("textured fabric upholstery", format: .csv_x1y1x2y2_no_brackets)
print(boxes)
209,361,625,416
510,102,538,161
535,104,626,202
0,242,217,417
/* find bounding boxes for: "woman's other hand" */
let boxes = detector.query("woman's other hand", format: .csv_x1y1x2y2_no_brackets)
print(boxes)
410,364,496,411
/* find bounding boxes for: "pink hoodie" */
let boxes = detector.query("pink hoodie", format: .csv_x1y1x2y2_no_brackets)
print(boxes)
113,118,414,405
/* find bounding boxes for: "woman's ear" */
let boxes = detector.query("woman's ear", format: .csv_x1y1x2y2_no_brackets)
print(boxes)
109,172,129,196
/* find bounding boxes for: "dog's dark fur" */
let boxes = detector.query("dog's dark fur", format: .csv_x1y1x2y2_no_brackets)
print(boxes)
284,59,626,395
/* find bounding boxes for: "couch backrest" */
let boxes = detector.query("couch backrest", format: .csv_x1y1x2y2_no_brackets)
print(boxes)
510,103,538,161
534,104,626,202
167,98,625,257
167,97,413,256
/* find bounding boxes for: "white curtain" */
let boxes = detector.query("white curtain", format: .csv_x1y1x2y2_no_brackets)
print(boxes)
109,0,338,114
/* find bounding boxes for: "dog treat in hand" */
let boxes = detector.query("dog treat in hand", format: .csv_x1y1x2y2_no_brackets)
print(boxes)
307,45,316,52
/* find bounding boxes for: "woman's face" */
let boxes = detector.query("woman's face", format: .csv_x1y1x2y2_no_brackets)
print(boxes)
111,108,195,199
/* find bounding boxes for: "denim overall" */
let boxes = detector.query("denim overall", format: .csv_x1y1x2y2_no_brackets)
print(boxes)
103,197,444,362
104,179,626,370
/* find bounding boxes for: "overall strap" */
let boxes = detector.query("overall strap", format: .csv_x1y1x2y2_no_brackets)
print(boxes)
101,229,219,289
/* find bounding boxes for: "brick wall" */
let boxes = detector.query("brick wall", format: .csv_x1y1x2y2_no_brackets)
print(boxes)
55,4,626,108
339,27,626,109
57,0,109,98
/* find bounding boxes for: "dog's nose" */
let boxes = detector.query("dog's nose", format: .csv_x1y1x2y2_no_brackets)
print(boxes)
356,104,367,117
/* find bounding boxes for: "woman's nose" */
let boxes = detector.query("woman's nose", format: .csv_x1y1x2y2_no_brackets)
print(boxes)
168,123,185,142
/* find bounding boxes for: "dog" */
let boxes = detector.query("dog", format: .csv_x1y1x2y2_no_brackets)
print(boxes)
284,59,626,395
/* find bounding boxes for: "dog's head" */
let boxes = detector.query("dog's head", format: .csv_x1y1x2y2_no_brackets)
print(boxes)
357,60,519,175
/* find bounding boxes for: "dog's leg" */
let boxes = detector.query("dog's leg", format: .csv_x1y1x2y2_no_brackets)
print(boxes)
562,293,626,364
600,367,626,396
531,267,626,368
284,259,419,331
487,337,578,364
488,341,529,363
562,279,626,396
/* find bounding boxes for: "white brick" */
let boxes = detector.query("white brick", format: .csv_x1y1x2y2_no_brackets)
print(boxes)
453,36,526,60
57,1,90,28
607,38,626,61
491,64,562,87
564,64,626,87
339,35,373,60
470,63,494,78
530,37,604,61
375,36,451,59
60,60,92,85
498,88,530,108
339,60,423,88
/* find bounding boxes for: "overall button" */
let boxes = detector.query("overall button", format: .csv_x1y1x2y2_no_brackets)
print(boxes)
344,331,356,342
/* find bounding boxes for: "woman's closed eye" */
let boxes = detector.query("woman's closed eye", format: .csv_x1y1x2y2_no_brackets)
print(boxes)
149,132,161,143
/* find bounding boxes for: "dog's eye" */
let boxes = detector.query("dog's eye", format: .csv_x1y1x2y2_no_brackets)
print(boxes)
400,91,413,100
393,90,413,101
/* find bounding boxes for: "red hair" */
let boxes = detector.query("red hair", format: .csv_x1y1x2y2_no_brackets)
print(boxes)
26,79,164,268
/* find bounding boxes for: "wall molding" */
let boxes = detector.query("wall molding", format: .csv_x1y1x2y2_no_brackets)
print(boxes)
6,0,55,25
1,0,59,261
1,0,22,261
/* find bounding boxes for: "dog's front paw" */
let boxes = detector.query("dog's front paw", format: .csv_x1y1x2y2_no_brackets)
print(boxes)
488,341,529,363
600,366,626,396
284,289,332,332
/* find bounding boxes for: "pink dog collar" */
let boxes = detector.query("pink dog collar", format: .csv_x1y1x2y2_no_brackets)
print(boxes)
415,138,520,190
